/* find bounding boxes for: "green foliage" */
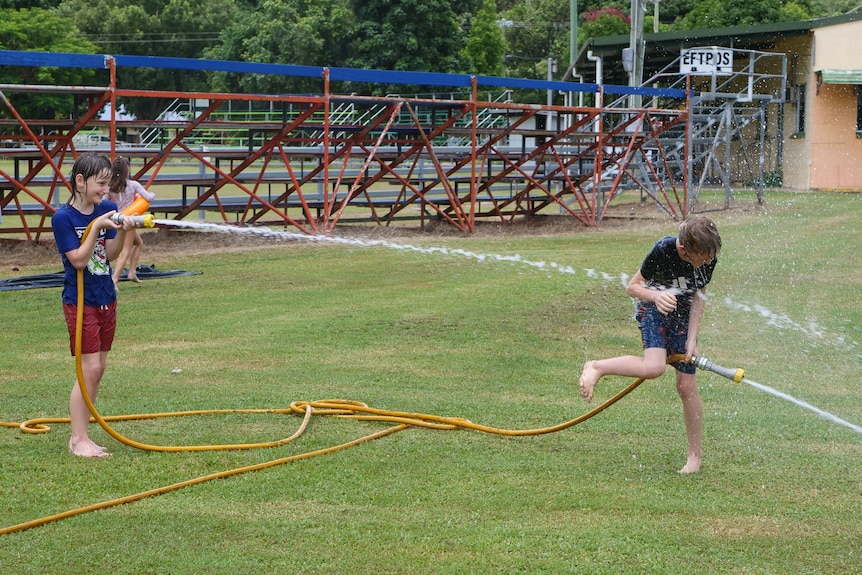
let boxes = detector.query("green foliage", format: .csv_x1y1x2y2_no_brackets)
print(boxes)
53,0,239,117
811,0,860,15
0,0,61,6
349,0,467,73
461,0,507,75
579,6,630,44
54,0,235,60
677,0,813,28
501,0,571,77
0,8,98,119
650,0,697,24
205,0,356,94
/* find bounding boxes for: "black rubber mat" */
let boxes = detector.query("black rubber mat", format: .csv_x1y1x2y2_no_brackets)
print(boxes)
0,265,201,291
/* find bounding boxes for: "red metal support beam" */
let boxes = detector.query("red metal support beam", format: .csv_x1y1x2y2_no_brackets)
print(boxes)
0,52,691,239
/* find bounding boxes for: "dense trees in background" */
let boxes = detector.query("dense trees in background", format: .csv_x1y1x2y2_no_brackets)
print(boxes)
1,0,860,116
677,0,814,28
204,0,357,94
462,0,507,76
0,8,97,118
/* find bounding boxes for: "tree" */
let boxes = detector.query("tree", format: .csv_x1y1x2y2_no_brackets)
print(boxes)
579,6,630,43
676,0,813,28
0,0,61,7
503,0,583,81
349,0,467,73
648,0,696,26
54,0,240,117
0,8,99,118
205,0,357,94
810,0,859,16
461,0,507,75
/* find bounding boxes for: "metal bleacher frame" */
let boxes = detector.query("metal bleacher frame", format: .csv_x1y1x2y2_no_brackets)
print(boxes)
0,50,692,240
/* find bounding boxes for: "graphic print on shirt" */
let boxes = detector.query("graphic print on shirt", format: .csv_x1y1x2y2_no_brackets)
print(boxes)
75,227,111,276
674,275,689,293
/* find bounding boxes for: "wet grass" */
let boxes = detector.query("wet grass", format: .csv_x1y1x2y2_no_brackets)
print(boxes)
0,190,860,573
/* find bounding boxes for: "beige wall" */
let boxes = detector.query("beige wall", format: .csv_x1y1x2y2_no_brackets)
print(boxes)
773,35,812,190
813,21,862,70
810,22,862,190
772,21,862,191
809,83,862,190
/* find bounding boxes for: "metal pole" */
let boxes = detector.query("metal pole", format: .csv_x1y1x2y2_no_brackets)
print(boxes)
570,0,578,69
628,0,645,108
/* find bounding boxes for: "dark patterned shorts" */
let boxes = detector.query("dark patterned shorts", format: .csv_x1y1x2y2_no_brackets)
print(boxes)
635,302,695,374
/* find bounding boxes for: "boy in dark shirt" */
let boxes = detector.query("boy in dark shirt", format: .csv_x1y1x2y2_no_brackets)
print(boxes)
579,216,722,473
52,154,136,457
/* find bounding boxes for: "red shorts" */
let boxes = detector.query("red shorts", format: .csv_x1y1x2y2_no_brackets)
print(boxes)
63,302,117,356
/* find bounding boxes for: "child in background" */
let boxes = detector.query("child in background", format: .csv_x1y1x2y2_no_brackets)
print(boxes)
52,153,137,457
579,216,722,474
110,156,156,287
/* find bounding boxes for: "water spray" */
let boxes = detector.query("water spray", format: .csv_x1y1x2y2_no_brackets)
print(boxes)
111,217,862,438
693,356,862,436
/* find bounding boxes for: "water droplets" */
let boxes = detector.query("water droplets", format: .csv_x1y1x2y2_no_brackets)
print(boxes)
154,219,858,357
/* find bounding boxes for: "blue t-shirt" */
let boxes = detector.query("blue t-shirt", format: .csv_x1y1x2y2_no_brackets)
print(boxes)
639,236,717,322
52,201,119,306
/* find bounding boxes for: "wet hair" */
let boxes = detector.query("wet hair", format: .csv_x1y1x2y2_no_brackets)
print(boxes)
679,216,722,257
67,153,112,205
110,155,131,196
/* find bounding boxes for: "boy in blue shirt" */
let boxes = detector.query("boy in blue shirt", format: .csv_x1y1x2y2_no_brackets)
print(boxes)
579,216,722,473
52,154,136,457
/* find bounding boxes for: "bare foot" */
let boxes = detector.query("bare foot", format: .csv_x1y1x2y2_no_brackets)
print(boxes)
69,438,111,458
579,361,601,402
678,455,701,474
127,275,143,284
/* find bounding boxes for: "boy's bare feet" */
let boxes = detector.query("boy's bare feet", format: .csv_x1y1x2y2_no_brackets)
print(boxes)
579,361,601,402
69,438,111,458
127,275,142,284
678,455,701,474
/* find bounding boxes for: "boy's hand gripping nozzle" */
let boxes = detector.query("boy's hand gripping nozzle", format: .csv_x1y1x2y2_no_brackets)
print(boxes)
692,356,745,383
110,213,155,228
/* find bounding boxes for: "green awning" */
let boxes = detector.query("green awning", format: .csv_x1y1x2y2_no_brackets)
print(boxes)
817,69,862,84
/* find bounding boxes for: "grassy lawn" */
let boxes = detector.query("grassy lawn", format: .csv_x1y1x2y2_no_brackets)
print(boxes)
0,190,860,574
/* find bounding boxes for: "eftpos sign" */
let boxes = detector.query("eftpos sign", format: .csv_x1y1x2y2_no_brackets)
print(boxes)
680,47,733,75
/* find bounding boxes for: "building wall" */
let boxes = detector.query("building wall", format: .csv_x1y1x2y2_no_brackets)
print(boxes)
813,20,862,69
809,83,862,190
737,20,862,191
808,21,862,191
774,35,813,191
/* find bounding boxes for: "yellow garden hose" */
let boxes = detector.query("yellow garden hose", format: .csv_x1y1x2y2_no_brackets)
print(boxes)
0,220,688,535
1,371,682,536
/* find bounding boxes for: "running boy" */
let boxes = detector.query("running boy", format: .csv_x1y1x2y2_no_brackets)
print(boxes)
579,216,722,473
52,154,136,457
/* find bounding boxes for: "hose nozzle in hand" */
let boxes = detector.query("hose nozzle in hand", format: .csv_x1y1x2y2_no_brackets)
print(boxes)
110,213,155,228
691,356,745,383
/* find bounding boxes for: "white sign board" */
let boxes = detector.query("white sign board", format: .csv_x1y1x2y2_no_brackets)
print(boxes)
680,47,733,75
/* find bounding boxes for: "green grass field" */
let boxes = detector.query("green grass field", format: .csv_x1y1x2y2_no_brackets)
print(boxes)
1,191,860,574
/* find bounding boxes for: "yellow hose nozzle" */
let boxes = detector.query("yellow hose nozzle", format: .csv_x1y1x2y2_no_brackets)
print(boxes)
692,356,745,383
110,213,155,228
